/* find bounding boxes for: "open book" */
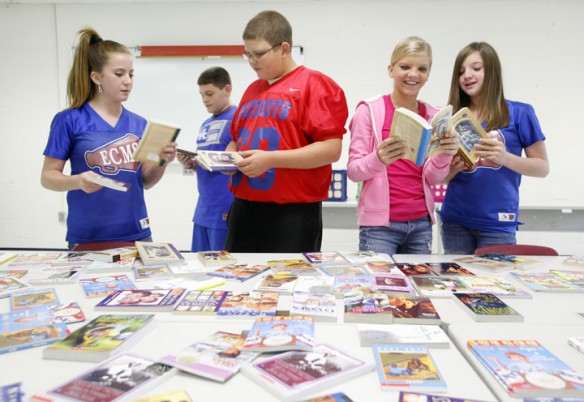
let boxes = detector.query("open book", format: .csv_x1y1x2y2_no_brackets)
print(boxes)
133,120,181,166
390,106,489,166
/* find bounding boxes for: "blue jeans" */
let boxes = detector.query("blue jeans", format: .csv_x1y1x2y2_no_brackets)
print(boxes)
359,217,432,255
441,221,516,254
191,223,228,252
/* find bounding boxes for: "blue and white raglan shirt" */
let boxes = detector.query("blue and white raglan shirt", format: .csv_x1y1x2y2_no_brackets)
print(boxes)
193,105,236,230
43,103,150,244
440,100,546,233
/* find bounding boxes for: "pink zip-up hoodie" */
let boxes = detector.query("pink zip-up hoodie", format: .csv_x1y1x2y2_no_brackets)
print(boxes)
347,95,453,226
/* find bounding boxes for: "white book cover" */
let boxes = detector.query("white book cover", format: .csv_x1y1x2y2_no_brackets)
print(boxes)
293,276,334,294
358,324,450,348
290,291,338,322
23,266,82,285
253,273,299,294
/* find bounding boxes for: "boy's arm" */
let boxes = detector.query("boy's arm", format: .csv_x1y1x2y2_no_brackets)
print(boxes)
236,138,342,179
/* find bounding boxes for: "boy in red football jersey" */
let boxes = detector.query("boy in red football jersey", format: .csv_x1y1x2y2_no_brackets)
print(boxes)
225,10,348,253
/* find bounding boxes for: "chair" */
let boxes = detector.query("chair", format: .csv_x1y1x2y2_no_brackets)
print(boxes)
474,244,559,256
72,241,136,252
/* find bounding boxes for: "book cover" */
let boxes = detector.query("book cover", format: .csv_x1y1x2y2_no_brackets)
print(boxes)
167,260,206,276
268,259,319,276
454,256,515,272
341,251,392,264
372,273,416,294
549,270,584,290
135,241,186,266
207,263,270,282
452,292,524,322
343,291,392,324
52,251,94,266
85,247,138,263
291,291,338,322
47,302,87,325
216,291,279,318
510,272,583,293
132,119,181,165
303,251,350,265
79,274,138,298
358,324,450,348
23,265,82,285
133,264,173,282
467,339,584,398
449,107,491,165
0,307,69,355
85,258,136,274
95,288,185,312
86,174,130,192
0,383,23,402
0,269,28,279
131,389,192,402
423,262,476,276
241,343,374,402
9,287,60,310
172,289,229,314
7,252,62,267
386,295,441,324
197,250,237,267
567,337,584,355
393,263,437,277
363,261,403,275
254,272,299,294
243,315,315,353
293,276,335,294
43,314,155,362
398,391,491,402
332,275,376,299
372,344,447,392
159,331,258,383
318,264,369,277
458,276,532,298
48,353,176,402
156,273,225,292
410,276,471,298
477,253,540,269
0,274,32,298
195,150,244,172
301,392,354,401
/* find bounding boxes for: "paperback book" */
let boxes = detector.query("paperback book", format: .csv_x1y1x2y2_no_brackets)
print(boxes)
0,269,27,279
132,119,181,165
9,287,60,310
476,253,540,269
386,295,441,324
293,276,335,294
372,273,416,294
468,339,584,398
393,263,438,277
207,263,270,282
372,344,447,392
84,247,138,263
341,250,392,264
79,274,137,298
160,331,259,383
43,314,156,362
363,261,403,275
243,315,315,352
133,264,173,282
52,251,94,266
7,252,62,267
549,270,584,290
268,259,319,276
216,291,279,318
422,262,475,276
318,264,369,277
410,276,471,298
172,289,229,314
197,250,237,267
332,275,375,299
84,258,136,274
454,256,516,272
135,241,186,266
196,150,244,172
343,291,392,324
167,260,206,276
44,302,87,325
0,275,32,298
23,265,82,285
458,275,532,298
48,353,176,402
241,343,374,402
452,292,524,322
358,324,450,348
253,272,299,294
291,291,338,322
86,174,130,192
303,251,350,265
95,288,185,312
302,392,354,402
156,273,225,291
0,307,69,355
510,272,583,293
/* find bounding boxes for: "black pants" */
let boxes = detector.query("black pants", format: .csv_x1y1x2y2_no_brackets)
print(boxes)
225,198,323,253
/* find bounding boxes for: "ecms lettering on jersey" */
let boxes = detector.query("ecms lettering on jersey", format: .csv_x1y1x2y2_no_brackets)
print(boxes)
85,133,141,174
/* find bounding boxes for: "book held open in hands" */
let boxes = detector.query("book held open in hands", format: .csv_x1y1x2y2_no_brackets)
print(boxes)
132,119,181,166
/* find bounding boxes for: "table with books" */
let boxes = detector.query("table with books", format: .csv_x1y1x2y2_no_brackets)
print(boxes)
1,248,583,401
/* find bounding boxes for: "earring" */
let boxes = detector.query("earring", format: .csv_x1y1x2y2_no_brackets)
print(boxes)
98,85,103,93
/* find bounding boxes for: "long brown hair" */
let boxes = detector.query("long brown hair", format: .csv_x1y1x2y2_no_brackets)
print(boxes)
66,28,130,109
448,42,509,131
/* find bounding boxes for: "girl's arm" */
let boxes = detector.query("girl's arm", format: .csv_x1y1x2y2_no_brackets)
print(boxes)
142,142,178,189
41,156,103,193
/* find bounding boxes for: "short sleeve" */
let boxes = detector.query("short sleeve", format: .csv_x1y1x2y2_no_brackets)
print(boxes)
43,110,74,160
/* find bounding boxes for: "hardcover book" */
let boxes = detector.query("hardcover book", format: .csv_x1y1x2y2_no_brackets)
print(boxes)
195,150,244,172
132,119,181,165
467,339,584,398
291,291,338,322
386,295,441,324
458,275,532,298
0,275,32,298
207,263,270,282
9,287,60,310
452,292,524,322
303,251,350,265
243,315,315,352
422,262,476,276
241,343,374,402
510,272,583,293
254,272,299,294
95,288,185,312
86,174,130,192
343,291,392,324
172,289,229,314
48,353,176,402
358,324,450,348
372,344,447,392
216,291,280,318
372,273,416,294
160,331,259,382
410,276,471,298
85,247,138,263
133,264,173,282
0,307,69,355
23,265,82,285
197,250,237,267
43,314,156,362
79,274,137,298
135,241,186,266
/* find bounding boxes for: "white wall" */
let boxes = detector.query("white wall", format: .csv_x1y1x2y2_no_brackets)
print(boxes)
1,0,583,252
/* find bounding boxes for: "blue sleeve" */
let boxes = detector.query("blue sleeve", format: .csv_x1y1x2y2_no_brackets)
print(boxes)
43,110,73,160
510,101,546,148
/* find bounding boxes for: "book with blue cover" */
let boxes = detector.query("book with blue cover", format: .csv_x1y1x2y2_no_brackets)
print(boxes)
242,315,315,352
79,274,137,298
9,287,60,310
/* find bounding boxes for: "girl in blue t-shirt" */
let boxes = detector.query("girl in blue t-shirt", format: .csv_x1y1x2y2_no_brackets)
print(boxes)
440,42,549,254
41,28,177,248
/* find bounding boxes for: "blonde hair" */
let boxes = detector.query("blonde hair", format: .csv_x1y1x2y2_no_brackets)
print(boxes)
391,36,433,67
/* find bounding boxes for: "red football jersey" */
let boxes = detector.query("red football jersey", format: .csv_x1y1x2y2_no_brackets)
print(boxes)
229,66,348,203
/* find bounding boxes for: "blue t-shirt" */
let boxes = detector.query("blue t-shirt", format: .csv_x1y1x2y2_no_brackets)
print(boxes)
193,106,236,229
440,100,546,232
43,103,150,243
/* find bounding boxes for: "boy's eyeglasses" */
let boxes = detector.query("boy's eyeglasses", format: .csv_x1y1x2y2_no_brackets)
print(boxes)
242,43,282,61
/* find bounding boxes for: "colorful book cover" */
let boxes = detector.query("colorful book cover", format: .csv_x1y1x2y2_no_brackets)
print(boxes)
241,343,373,402
386,295,441,324
0,307,69,355
95,288,185,312
458,276,532,298
243,315,315,352
318,264,369,277
372,344,447,392
293,276,335,294
423,262,476,276
217,291,279,318
549,270,584,290
197,250,237,267
477,253,539,268
133,264,173,282
452,292,523,322
48,353,176,402
135,241,186,266
0,275,32,298
23,265,82,285
291,291,338,322
393,263,437,277
398,391,491,402
52,251,93,266
332,275,376,299
207,263,270,282
454,256,514,272
341,250,392,264
7,252,62,267
9,287,60,310
253,273,299,294
343,291,392,324
47,302,87,325
43,314,155,362
372,273,415,294
160,331,259,382
172,290,229,314
358,324,450,348
79,274,137,298
268,259,319,276
363,261,403,275
411,276,471,298
301,392,354,402
510,272,583,293
303,251,350,265
467,339,584,398
0,269,28,279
